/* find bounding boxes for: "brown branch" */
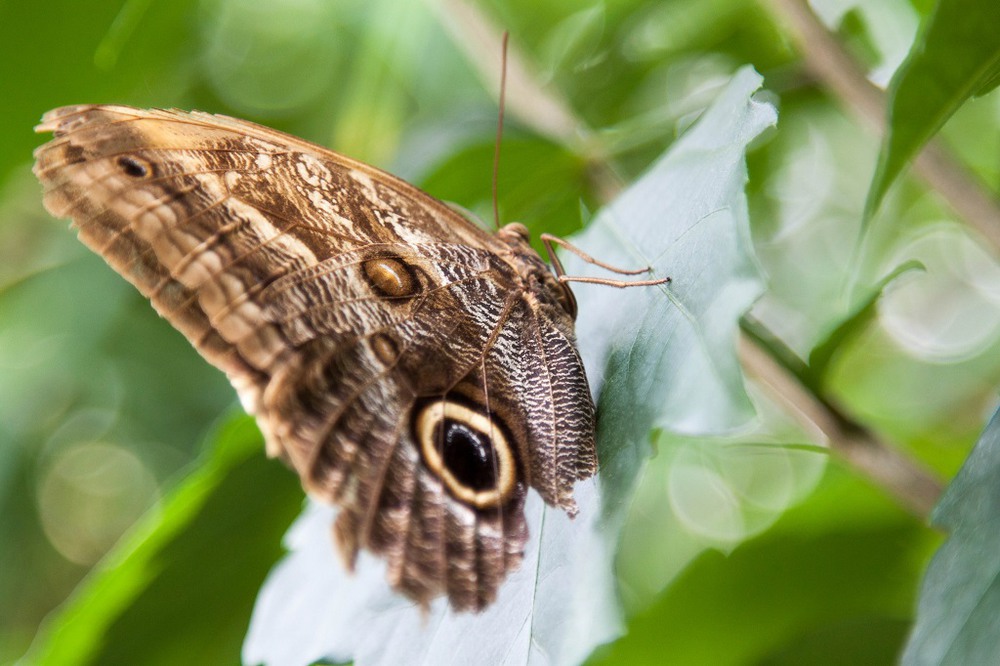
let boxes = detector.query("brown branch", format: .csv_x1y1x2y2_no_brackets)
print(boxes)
765,0,1000,253
739,335,942,517
433,0,946,518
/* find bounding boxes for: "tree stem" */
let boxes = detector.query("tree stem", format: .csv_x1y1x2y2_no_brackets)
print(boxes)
738,332,942,517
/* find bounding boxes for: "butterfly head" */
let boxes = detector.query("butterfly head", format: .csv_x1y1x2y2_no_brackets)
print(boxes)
496,222,578,321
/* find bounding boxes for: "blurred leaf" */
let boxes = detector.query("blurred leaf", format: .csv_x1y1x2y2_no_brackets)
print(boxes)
865,0,1000,220
834,9,880,74
93,0,155,70
0,183,233,659
330,0,436,164
592,471,932,665
197,0,344,118
806,260,924,392
538,4,606,76
26,415,303,666
419,136,595,245
902,407,1000,665
243,65,774,666
760,618,913,666
973,67,1000,97
0,0,199,186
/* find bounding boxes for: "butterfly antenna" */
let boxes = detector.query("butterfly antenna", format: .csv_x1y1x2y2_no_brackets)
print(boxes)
491,31,509,231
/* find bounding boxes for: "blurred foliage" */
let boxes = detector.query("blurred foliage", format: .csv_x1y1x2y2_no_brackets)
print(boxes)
1,0,999,664
866,0,1000,218
594,467,940,665
902,408,1000,665
27,417,302,666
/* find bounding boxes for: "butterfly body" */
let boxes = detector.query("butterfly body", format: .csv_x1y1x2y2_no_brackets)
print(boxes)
34,105,597,611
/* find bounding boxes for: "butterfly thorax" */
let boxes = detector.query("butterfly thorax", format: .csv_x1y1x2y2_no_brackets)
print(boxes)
495,222,578,328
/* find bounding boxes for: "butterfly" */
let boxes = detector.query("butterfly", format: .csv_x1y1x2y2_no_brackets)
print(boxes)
33,105,664,611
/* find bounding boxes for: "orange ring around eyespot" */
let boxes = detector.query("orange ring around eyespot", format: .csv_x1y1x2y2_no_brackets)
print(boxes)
415,400,516,509
362,257,417,298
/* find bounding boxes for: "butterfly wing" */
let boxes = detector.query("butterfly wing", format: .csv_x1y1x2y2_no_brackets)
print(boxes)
33,105,596,610
33,105,492,408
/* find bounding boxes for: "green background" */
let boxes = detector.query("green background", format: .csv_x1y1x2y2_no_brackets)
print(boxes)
2,0,999,663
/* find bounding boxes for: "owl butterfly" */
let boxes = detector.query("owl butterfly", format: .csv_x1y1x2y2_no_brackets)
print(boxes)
33,104,665,611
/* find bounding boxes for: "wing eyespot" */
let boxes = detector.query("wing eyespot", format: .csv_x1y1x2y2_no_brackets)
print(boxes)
116,155,152,179
369,332,400,365
362,256,419,299
62,143,86,165
414,399,517,509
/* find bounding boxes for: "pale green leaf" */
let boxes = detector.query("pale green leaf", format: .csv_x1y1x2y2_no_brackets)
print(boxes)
902,407,1000,665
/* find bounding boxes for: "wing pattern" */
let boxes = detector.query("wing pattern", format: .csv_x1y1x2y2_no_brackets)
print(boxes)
34,105,596,610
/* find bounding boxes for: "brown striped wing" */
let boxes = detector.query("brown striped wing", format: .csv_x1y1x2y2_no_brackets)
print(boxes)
33,105,596,611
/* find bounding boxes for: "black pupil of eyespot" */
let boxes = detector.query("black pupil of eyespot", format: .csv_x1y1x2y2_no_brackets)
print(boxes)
440,419,498,492
118,156,147,177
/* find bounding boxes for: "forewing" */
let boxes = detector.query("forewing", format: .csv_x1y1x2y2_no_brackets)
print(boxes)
32,105,493,411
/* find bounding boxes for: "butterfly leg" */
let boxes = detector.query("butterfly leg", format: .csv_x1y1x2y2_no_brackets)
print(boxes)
540,233,670,288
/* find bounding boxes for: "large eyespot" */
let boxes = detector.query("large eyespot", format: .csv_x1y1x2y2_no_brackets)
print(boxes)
414,400,517,508
362,256,419,298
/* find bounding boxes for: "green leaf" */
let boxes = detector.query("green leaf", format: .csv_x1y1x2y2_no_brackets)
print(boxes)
902,407,1000,664
25,415,303,666
865,0,1000,220
538,4,606,76
0,0,199,187
805,260,924,392
243,65,775,666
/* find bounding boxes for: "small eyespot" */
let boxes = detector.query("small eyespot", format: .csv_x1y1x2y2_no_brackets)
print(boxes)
62,143,86,165
362,257,418,298
117,155,151,178
370,332,400,365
